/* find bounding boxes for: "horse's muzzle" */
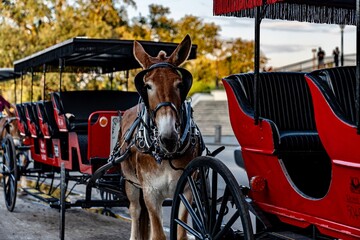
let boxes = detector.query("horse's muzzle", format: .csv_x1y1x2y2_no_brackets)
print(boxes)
159,132,179,154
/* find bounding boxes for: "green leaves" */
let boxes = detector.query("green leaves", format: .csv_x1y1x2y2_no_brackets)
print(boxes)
0,1,266,100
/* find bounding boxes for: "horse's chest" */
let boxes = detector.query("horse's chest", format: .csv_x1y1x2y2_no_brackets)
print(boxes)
142,164,181,197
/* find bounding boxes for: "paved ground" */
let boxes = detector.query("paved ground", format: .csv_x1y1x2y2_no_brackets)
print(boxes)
0,189,131,240
0,138,242,240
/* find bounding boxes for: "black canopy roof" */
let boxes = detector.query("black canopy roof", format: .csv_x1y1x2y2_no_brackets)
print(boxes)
214,0,356,25
14,37,197,73
0,68,20,82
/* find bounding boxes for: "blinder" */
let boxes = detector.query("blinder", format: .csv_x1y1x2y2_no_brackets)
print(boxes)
134,62,193,107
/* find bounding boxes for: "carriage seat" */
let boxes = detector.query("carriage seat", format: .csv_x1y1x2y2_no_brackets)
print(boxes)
51,90,140,132
305,66,356,126
224,72,324,155
24,102,43,138
36,101,59,138
15,104,30,136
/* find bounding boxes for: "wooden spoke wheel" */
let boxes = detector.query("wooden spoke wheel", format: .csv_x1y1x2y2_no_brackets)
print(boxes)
170,156,254,240
2,134,18,212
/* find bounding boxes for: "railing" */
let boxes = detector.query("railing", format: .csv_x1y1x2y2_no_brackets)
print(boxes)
275,53,356,72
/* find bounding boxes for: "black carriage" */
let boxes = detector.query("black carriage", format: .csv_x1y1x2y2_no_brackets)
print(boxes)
2,37,196,239
0,68,21,212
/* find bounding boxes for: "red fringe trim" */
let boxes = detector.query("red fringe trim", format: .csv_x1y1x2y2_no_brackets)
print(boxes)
213,0,282,15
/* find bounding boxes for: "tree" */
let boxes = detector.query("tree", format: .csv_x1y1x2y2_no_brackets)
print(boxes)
0,1,266,100
0,0,136,68
0,0,136,101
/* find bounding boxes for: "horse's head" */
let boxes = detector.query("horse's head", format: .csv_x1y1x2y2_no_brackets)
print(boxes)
133,35,193,154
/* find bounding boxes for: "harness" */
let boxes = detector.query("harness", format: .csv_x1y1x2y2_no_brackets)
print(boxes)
129,100,203,165
98,62,206,191
109,62,205,167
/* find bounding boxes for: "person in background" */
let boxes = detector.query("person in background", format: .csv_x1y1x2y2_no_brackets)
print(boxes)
317,47,326,69
333,47,340,67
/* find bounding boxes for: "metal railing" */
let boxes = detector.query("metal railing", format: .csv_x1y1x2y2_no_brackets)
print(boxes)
275,53,356,72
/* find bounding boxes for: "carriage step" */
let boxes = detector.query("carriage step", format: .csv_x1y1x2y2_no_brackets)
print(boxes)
258,231,313,240
22,188,59,203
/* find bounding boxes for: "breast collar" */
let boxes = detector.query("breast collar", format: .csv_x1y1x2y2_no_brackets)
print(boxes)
133,100,204,164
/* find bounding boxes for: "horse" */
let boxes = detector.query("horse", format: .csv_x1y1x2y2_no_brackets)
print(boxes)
118,35,203,240
0,104,21,146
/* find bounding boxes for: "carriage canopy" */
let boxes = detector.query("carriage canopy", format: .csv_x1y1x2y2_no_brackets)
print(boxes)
213,0,360,130
14,38,197,74
0,69,20,82
213,0,356,25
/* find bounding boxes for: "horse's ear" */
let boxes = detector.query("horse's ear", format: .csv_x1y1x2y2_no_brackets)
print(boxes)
133,40,152,69
168,35,192,67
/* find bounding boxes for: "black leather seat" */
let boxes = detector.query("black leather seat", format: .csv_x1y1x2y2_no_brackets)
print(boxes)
37,101,59,137
225,72,324,155
16,103,30,136
305,66,356,126
51,90,140,132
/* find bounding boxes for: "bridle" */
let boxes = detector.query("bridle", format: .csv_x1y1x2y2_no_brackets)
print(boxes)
117,62,204,165
134,62,193,108
149,101,181,126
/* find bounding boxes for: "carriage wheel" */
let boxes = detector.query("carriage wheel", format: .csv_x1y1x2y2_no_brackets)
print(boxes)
170,156,254,240
59,162,67,240
2,134,18,212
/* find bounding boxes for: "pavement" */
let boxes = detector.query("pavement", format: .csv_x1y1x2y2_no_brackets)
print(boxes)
0,187,131,240
0,136,241,240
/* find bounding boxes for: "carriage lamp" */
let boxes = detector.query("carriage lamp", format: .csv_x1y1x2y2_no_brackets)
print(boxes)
250,176,267,192
99,116,108,127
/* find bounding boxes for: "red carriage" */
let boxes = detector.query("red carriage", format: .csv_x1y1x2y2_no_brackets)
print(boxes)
170,1,360,240
1,37,197,239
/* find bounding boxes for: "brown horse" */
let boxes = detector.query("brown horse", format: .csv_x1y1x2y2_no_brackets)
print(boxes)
119,35,203,240
0,104,20,145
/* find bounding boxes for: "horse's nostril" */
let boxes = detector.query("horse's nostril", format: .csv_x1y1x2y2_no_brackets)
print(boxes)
160,135,178,153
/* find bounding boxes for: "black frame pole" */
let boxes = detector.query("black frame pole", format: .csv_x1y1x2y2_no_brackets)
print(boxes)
110,70,114,90
20,74,23,104
254,6,262,125
126,70,129,91
357,0,360,133
13,76,17,104
59,58,64,93
43,64,46,101
31,68,34,102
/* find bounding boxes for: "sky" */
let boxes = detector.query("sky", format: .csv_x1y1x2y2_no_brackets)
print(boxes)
127,1,356,68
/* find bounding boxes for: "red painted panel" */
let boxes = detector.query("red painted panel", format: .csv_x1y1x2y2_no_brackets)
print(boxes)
87,111,120,159
223,78,360,239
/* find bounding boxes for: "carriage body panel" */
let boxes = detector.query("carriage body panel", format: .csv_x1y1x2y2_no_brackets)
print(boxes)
212,0,360,239
223,71,360,239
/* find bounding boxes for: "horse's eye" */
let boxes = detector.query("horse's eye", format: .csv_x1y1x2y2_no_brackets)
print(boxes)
177,82,184,89
144,84,152,90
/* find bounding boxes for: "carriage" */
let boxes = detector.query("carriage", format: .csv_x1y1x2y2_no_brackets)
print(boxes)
0,68,21,212
1,37,197,239
2,1,360,239
169,1,360,240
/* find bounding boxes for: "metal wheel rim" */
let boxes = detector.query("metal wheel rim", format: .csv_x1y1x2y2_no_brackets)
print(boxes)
170,156,254,240
2,134,18,212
